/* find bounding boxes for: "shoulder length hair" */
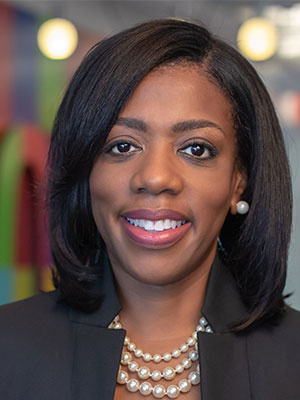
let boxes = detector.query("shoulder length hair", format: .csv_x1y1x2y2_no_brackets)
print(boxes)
47,18,292,331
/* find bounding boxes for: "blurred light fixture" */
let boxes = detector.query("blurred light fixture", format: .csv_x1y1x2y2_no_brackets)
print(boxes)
237,17,278,61
277,91,300,126
37,18,78,60
264,4,300,59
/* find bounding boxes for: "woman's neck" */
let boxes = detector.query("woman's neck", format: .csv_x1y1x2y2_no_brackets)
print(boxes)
111,256,213,345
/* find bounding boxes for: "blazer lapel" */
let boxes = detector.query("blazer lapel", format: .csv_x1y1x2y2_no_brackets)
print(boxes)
198,331,251,400
198,256,252,400
71,324,125,400
69,253,125,400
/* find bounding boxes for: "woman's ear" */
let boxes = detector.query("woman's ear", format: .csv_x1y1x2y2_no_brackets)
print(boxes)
230,167,247,215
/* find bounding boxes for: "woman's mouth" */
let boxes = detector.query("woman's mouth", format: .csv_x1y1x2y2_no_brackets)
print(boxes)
126,217,187,232
120,210,191,249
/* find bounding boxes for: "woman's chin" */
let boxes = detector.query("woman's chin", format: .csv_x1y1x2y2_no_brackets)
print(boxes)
120,262,198,288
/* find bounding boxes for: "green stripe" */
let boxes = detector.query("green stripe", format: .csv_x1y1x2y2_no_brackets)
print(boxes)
37,50,65,133
0,127,22,265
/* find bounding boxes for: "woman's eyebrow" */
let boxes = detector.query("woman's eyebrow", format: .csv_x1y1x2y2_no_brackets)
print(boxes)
115,117,225,135
116,117,147,132
172,119,225,135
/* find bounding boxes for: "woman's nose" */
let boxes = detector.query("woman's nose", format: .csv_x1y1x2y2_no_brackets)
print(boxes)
129,146,184,195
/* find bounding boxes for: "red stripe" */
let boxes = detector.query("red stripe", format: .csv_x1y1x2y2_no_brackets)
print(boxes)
0,3,14,133
16,168,33,266
26,126,51,267
15,125,50,267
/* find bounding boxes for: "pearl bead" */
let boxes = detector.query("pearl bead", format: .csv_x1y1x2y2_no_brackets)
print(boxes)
182,358,192,369
187,337,195,346
163,352,172,362
180,343,188,353
172,349,181,358
189,350,198,361
153,384,165,398
127,342,136,351
111,313,210,397
134,349,143,358
151,370,162,381
166,385,180,398
189,371,200,385
127,379,139,392
128,361,139,372
121,352,132,365
143,353,152,362
163,367,175,380
153,354,162,363
139,382,152,395
236,200,249,214
117,370,128,384
175,364,184,373
138,366,150,379
178,379,192,393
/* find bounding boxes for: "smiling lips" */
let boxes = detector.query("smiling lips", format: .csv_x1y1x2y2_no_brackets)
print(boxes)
120,209,191,248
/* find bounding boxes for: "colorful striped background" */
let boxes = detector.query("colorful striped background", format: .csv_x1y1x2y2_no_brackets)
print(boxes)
0,2,100,305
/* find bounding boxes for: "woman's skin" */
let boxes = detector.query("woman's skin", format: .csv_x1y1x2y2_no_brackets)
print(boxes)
89,64,246,399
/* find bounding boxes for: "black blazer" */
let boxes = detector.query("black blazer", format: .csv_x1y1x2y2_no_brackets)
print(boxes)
0,256,300,400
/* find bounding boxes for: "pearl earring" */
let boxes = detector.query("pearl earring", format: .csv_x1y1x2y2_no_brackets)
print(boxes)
236,200,249,215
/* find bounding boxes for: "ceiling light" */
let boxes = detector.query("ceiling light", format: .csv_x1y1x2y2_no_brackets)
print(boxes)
237,17,278,61
37,18,78,60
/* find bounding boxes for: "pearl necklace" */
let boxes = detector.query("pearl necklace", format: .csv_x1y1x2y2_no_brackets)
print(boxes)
109,315,213,398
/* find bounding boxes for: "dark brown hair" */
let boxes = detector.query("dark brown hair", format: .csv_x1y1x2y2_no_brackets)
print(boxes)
47,18,292,331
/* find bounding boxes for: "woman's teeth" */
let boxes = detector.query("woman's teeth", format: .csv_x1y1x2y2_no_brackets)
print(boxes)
126,217,186,232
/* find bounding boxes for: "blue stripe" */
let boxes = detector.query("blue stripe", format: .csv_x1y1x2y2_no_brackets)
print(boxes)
0,267,13,305
14,9,37,122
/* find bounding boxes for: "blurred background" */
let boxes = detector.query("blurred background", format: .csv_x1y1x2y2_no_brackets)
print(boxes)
0,0,300,309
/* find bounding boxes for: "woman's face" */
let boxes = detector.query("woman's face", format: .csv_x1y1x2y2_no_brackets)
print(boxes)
90,65,246,286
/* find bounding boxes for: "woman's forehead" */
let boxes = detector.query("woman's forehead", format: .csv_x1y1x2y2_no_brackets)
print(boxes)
118,64,234,136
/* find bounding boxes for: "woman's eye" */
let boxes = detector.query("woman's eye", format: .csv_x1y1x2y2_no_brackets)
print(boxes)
106,141,140,154
180,143,216,159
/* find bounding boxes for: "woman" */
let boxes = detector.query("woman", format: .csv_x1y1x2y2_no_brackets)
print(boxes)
0,18,299,400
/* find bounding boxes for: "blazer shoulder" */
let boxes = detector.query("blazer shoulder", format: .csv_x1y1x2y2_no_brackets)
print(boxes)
285,304,300,320
0,290,60,322
246,306,300,398
246,305,300,367
0,290,58,312
0,292,75,398
251,305,300,343
276,305,300,333
0,291,70,345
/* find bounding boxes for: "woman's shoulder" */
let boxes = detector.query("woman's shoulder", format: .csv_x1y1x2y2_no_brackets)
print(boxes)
0,290,70,343
0,290,58,312
245,306,300,396
0,291,74,398
247,305,300,364
244,305,300,366
274,305,300,334
250,305,300,339
283,304,300,323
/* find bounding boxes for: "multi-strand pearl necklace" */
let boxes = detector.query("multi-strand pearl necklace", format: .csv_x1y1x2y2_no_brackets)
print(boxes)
109,315,213,398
